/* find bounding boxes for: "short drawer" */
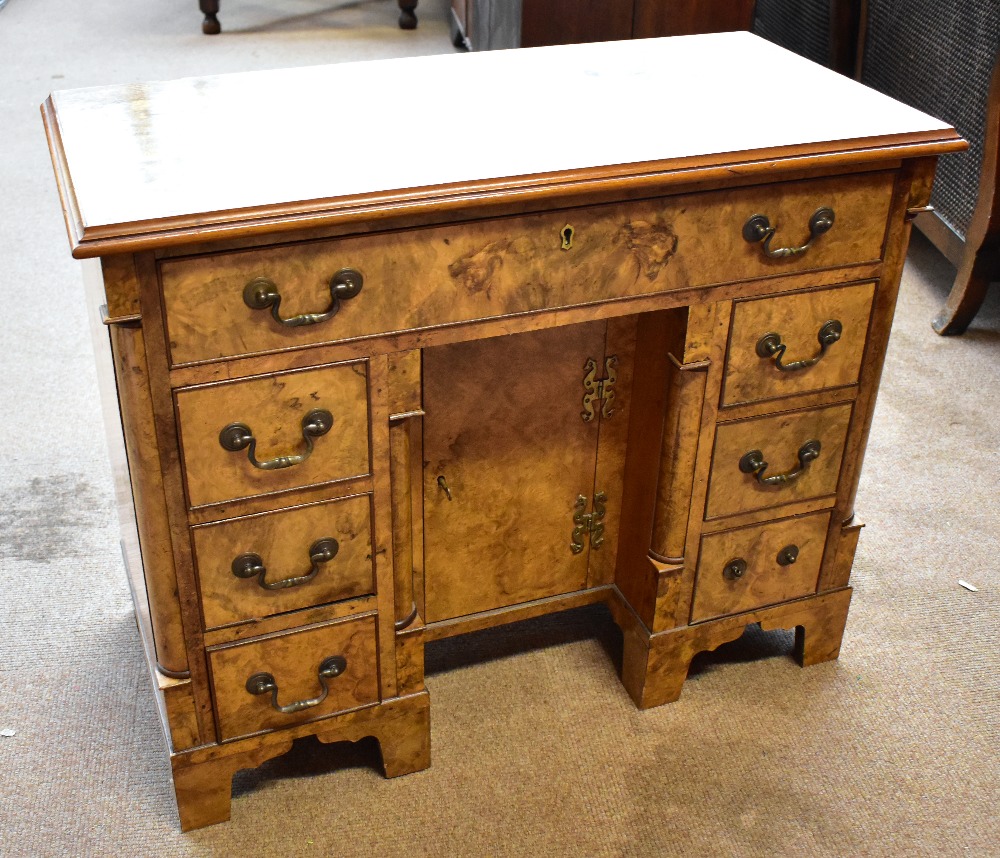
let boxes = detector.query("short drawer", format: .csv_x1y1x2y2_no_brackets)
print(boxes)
691,512,830,622
208,615,379,741
193,494,374,630
175,362,370,507
722,281,876,407
160,171,895,365
705,402,853,520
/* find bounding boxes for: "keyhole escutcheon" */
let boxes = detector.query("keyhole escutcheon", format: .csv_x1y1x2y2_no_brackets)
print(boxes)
561,225,574,251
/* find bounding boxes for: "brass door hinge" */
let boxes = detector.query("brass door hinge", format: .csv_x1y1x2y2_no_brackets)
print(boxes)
581,355,618,422
570,492,607,554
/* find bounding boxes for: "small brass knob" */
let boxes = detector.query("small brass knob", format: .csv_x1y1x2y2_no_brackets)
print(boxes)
777,545,799,566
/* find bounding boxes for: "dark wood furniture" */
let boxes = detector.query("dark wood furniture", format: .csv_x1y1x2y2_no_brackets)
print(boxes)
451,0,755,51
925,53,1000,334
43,34,961,831
848,3,999,334
753,0,863,76
199,0,418,35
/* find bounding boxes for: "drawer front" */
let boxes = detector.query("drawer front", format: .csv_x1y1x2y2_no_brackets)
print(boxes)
691,512,830,622
722,281,876,406
161,171,895,365
705,403,853,520
175,363,370,507
193,494,374,629
209,615,379,741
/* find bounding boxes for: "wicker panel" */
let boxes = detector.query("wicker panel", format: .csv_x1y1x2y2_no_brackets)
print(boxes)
752,0,832,67
861,0,1000,239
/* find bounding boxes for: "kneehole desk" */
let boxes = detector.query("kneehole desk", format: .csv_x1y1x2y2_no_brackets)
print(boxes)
43,33,962,830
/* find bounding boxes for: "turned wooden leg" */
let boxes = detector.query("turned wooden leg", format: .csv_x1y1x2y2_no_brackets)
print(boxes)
199,0,221,34
397,0,418,29
375,694,431,777
450,11,468,49
172,758,235,832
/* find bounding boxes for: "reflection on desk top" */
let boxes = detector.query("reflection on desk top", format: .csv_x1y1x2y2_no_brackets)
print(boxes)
42,32,964,257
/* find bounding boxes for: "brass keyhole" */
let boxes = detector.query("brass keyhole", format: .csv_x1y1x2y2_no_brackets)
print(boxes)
561,225,574,251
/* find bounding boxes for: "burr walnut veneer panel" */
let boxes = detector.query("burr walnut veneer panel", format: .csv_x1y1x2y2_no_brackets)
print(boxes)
723,281,876,406
175,363,370,507
691,512,830,622
208,615,379,741
706,403,853,520
159,172,894,366
192,493,375,629
421,323,611,622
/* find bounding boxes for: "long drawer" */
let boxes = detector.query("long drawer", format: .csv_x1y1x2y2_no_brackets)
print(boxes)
160,171,895,365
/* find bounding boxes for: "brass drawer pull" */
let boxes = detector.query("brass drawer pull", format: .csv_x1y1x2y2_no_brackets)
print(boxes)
243,268,363,327
756,320,843,371
219,409,333,470
231,537,340,590
739,439,821,486
723,558,748,581
742,207,835,259
245,655,347,714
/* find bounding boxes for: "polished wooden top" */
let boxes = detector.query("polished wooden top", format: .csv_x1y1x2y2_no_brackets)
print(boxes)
43,32,963,257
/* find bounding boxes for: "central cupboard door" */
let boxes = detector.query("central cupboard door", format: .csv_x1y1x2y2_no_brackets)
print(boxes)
422,321,630,623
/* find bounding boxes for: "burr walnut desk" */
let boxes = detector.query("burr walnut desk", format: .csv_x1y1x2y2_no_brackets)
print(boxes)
43,34,962,831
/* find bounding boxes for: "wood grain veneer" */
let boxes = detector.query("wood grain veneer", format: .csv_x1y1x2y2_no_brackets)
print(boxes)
690,511,830,622
421,323,607,622
175,362,370,507
45,33,963,832
208,615,379,741
159,172,895,366
706,402,854,520
192,494,374,629
722,281,876,407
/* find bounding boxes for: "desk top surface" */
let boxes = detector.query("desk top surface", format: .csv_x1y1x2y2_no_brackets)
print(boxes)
44,32,963,257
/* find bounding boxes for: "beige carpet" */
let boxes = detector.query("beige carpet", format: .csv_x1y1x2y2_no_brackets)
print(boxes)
0,1,997,855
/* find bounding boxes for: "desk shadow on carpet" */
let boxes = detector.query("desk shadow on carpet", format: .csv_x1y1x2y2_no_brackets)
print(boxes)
228,606,799,800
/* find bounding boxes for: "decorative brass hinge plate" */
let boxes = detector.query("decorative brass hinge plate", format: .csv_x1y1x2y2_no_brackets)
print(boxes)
581,355,618,422
570,491,607,554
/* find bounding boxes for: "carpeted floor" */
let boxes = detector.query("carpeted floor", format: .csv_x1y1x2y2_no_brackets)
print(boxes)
1,1,998,856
